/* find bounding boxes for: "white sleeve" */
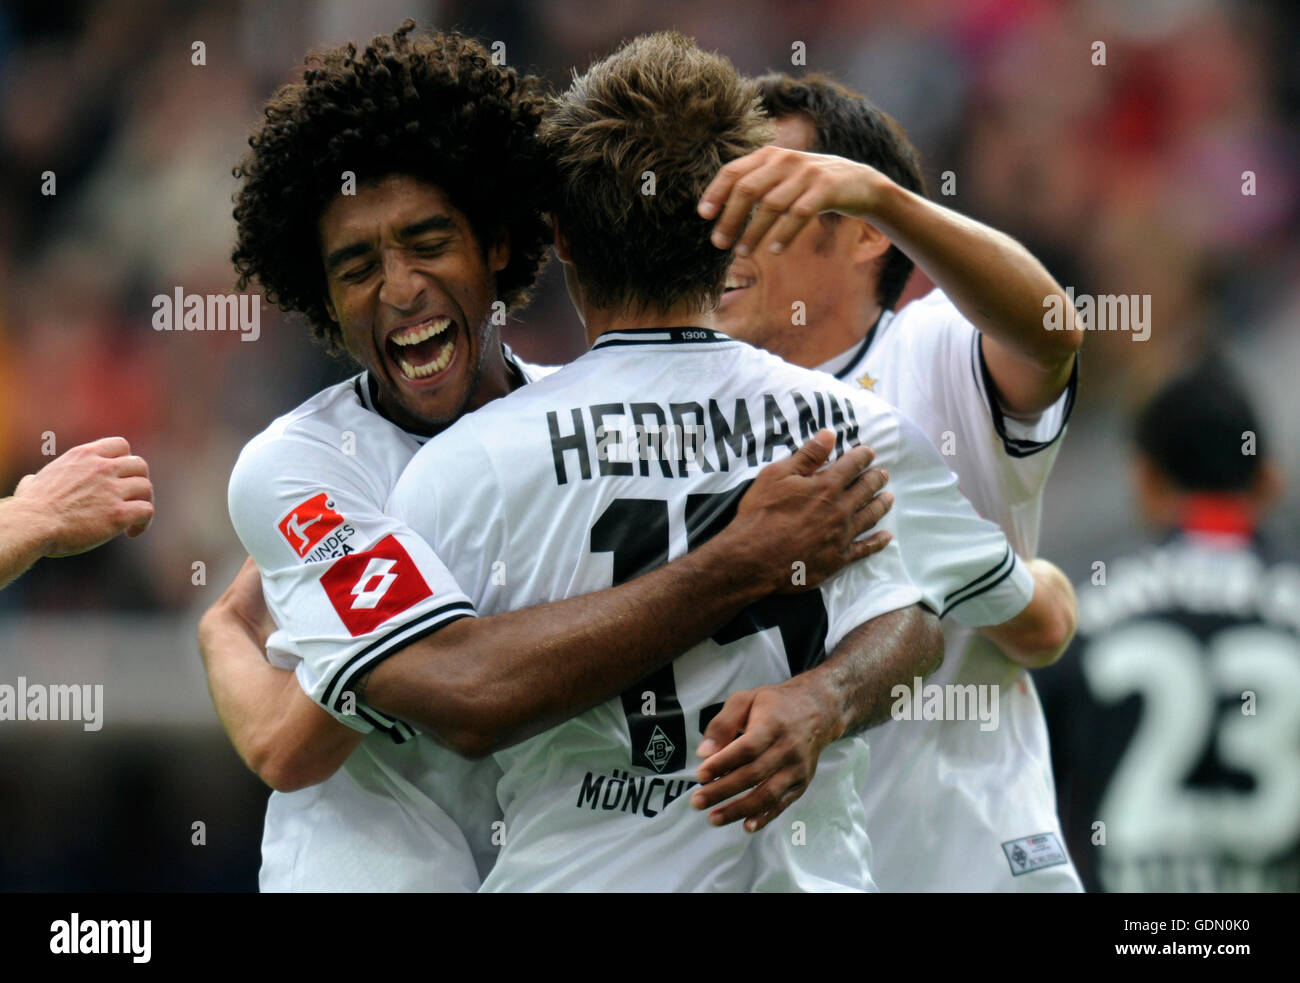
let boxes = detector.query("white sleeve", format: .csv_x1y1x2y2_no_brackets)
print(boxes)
227,435,477,741
386,425,507,611
863,401,1034,628
818,537,925,653
900,291,1077,511
264,628,300,671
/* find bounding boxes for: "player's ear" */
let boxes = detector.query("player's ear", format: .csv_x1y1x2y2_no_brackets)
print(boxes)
552,215,572,264
851,218,891,266
324,296,338,323
487,230,510,275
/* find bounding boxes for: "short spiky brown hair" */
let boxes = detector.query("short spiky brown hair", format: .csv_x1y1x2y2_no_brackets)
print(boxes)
232,23,552,352
755,73,925,311
543,32,772,315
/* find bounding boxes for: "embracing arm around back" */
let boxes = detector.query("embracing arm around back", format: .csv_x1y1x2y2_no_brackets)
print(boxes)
198,558,362,792
691,603,943,829
201,431,894,790
363,432,894,758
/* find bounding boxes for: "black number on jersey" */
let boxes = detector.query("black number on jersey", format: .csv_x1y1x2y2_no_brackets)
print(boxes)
590,486,828,775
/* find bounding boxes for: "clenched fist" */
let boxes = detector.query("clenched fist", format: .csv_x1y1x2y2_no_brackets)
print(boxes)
11,436,154,557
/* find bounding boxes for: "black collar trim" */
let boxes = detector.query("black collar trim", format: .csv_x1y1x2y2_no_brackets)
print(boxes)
831,310,886,380
591,326,731,350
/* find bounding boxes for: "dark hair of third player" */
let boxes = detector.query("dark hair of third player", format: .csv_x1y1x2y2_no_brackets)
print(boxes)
542,32,773,316
753,72,926,311
231,21,555,353
1135,358,1264,492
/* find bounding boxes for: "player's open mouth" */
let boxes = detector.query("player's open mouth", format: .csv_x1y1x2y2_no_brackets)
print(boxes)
718,272,755,314
386,316,457,382
723,272,755,294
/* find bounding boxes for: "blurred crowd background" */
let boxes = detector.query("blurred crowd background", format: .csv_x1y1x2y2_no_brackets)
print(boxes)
0,0,1296,889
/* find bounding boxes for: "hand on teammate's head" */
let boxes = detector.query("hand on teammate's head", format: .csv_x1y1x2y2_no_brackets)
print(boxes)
13,436,154,557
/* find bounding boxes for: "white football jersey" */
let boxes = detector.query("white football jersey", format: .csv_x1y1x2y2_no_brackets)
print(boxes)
388,326,1034,892
227,349,548,892
819,288,1083,891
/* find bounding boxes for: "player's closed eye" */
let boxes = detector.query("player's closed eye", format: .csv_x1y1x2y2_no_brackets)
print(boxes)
340,263,375,283
413,240,451,257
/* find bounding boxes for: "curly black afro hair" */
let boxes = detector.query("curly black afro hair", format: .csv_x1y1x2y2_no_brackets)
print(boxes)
232,22,553,352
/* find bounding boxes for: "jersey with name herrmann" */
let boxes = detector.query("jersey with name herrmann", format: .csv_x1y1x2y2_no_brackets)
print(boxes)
227,349,550,892
819,288,1082,891
387,325,1034,892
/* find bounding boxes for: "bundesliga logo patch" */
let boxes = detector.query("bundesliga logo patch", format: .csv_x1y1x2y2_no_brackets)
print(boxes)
279,493,345,557
319,535,433,636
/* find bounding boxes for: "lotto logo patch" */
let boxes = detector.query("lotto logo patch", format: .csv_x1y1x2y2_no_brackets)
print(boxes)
319,535,432,636
279,493,345,557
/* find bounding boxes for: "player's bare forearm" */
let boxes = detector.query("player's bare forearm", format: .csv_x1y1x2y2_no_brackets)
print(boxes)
868,181,1081,413
700,147,1081,413
0,497,54,590
978,558,1078,669
198,559,361,790
365,431,897,758
691,603,943,828
366,532,777,757
803,601,945,738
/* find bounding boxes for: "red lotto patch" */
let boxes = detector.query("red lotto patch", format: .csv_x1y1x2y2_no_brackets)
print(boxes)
319,534,433,636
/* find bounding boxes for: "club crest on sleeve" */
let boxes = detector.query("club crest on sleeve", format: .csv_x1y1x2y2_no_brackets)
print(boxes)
319,534,433,636
1001,832,1068,876
278,492,346,558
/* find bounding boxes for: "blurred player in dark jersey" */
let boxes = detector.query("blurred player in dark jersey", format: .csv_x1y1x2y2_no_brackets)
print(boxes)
1039,360,1297,892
